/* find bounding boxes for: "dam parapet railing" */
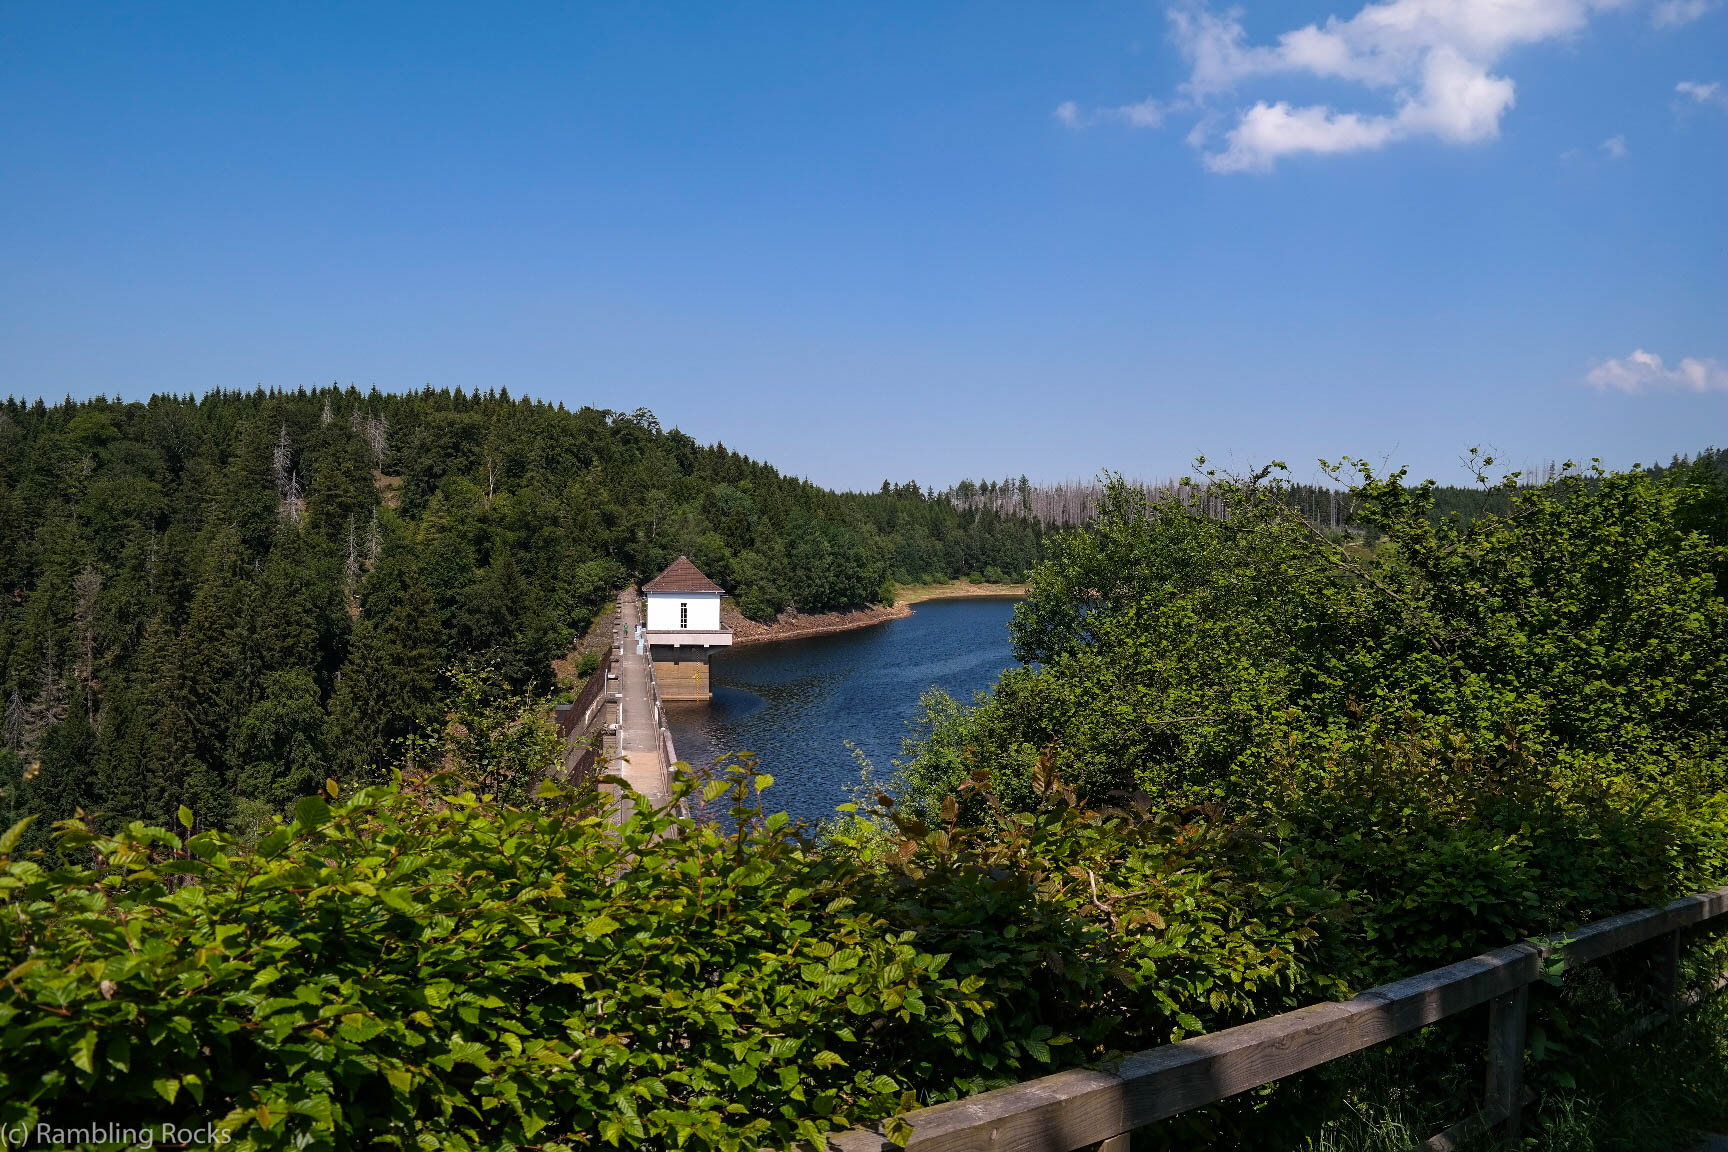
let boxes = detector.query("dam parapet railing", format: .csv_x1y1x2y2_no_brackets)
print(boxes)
825,882,1728,1152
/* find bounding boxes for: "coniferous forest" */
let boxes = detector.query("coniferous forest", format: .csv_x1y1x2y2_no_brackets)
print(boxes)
0,386,1045,843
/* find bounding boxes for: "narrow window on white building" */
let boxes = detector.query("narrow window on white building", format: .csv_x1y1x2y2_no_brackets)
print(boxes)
680,602,688,628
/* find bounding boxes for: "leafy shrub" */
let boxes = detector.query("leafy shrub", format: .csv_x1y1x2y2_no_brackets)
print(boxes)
1,772,950,1150
888,458,1728,1146
899,460,1728,962
1,749,1354,1150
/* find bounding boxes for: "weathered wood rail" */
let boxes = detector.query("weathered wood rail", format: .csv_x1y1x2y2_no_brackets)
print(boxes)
830,882,1728,1152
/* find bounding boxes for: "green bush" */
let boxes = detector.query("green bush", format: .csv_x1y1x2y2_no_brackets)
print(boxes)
886,458,1728,1146
899,460,1728,961
0,750,1358,1150
0,774,936,1150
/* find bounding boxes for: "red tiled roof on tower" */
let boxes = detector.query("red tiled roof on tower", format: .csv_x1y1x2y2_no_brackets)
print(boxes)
642,555,724,594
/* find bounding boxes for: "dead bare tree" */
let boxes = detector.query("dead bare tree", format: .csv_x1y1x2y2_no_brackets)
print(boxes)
24,643,67,754
365,508,382,567
73,565,102,719
344,516,361,615
365,414,389,468
4,689,23,753
272,424,292,496
282,470,305,525
272,424,305,524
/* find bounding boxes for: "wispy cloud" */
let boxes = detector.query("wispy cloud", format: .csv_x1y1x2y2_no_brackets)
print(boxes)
1599,133,1629,159
1676,79,1728,108
1587,349,1728,394
1112,98,1168,127
1060,0,1636,173
1652,0,1718,27
1055,97,1168,129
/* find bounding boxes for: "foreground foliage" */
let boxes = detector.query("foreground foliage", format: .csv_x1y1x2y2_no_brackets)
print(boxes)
2,753,1360,1151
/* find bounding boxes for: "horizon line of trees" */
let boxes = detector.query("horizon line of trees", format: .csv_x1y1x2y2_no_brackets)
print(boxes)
941,452,1726,534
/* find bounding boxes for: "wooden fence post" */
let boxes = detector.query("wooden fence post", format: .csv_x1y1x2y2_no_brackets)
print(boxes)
1659,929,1682,1019
1485,985,1529,1142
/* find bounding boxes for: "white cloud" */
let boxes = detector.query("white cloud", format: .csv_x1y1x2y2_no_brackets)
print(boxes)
1586,349,1728,394
1055,96,1169,130
1207,101,1400,171
1676,79,1728,107
1198,29,1527,172
1600,133,1629,158
1061,0,1632,172
1113,98,1169,127
1652,0,1717,26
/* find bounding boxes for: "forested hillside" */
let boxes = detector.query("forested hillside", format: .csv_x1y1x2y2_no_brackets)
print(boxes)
0,386,1044,841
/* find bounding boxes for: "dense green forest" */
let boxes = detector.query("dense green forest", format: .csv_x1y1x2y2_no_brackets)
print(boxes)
0,387,1044,842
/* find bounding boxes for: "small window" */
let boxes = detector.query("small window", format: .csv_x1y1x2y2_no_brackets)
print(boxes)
680,602,688,628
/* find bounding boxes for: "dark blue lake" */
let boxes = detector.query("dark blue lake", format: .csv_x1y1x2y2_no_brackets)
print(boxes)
664,597,1020,824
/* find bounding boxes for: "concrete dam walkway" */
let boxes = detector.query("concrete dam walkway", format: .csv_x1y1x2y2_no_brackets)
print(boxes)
610,589,675,812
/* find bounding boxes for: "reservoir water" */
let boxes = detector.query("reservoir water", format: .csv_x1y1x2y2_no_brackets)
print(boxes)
664,597,1020,824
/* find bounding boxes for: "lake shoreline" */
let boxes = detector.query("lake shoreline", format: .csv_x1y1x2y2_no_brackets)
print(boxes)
722,582,1026,647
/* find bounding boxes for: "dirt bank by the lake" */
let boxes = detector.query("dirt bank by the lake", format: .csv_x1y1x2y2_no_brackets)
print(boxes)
892,582,1027,608
722,582,1026,647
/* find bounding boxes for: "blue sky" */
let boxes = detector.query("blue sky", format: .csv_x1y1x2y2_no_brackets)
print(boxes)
2,1,1723,490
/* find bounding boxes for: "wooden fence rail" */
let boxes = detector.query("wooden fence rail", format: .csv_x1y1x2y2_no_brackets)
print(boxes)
829,882,1728,1152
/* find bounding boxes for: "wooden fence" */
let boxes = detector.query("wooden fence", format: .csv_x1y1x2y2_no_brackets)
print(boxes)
830,882,1728,1152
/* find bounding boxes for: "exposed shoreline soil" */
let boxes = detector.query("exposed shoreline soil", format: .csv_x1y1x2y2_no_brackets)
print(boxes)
723,583,1027,647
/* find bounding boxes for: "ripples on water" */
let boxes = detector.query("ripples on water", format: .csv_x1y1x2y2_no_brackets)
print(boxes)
664,598,1020,825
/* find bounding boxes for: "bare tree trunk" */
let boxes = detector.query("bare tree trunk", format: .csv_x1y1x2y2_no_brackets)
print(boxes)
344,516,361,616
73,565,102,719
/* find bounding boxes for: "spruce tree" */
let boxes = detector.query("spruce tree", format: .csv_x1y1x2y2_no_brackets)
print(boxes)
327,551,442,783
17,706,96,850
232,668,328,817
113,615,198,828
